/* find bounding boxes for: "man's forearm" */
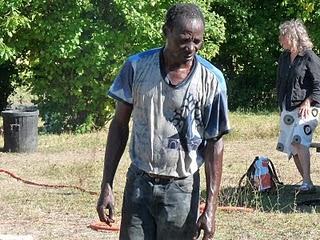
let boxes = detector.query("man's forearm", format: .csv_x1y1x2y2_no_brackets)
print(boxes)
101,118,130,189
204,138,224,214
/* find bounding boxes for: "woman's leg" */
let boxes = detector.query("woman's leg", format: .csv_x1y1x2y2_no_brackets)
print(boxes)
292,154,303,179
293,143,312,184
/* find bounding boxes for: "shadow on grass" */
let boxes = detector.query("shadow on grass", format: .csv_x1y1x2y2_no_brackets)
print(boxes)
202,184,320,213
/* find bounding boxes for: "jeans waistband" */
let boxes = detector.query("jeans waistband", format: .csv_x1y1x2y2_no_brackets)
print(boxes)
130,164,186,184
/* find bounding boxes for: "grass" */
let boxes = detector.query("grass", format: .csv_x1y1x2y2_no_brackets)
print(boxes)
1,112,320,240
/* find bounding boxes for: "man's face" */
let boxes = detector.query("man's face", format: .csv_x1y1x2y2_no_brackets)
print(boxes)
165,17,204,64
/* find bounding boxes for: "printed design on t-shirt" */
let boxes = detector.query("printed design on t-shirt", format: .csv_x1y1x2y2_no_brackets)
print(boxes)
167,93,203,152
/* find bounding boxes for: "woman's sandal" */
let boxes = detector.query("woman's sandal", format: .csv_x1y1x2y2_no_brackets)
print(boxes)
295,182,316,194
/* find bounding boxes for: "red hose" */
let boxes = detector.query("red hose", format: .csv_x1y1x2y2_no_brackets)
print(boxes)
0,168,98,195
1,167,255,234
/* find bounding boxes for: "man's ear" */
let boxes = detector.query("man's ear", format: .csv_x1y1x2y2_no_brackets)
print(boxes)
162,25,167,37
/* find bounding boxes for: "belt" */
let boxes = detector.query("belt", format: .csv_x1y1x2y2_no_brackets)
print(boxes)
130,164,186,184
144,172,184,184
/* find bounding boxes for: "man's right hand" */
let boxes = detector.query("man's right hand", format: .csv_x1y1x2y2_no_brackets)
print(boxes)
96,183,115,225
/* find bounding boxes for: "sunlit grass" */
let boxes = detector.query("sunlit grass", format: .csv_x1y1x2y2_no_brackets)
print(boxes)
1,111,320,240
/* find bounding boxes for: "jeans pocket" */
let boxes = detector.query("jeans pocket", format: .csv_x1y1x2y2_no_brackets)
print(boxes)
171,177,193,193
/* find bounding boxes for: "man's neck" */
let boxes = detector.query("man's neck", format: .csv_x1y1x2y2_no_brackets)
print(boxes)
162,49,194,85
163,48,194,71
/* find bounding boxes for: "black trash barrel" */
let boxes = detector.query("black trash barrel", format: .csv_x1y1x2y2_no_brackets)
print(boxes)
1,107,39,153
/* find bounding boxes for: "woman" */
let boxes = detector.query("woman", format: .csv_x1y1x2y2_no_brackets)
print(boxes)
276,19,320,192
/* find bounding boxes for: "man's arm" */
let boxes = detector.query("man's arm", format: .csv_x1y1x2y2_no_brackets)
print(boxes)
96,101,133,225
194,138,224,240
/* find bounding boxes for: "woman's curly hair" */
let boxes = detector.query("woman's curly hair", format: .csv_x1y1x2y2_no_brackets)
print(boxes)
279,19,313,53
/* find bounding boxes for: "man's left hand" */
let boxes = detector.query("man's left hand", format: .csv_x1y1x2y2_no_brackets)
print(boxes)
193,210,216,240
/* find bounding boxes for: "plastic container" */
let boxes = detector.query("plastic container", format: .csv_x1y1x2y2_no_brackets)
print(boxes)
1,106,39,153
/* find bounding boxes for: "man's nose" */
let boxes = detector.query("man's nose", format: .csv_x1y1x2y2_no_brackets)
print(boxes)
185,43,195,52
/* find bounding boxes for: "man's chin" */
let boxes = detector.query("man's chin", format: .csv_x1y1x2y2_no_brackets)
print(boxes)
181,55,194,63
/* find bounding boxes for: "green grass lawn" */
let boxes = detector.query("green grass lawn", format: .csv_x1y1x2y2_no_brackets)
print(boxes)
0,112,320,240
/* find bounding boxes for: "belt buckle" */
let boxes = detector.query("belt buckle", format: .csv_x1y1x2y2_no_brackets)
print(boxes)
147,173,168,183
154,177,161,183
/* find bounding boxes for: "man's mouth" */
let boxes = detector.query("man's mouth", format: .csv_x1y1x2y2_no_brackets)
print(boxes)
184,54,194,60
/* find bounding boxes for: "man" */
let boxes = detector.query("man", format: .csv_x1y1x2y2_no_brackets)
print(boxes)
97,3,230,240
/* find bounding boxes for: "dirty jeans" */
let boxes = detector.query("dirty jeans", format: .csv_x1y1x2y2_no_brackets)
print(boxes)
119,164,200,240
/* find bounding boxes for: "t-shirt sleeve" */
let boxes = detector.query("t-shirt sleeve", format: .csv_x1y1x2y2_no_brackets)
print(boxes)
108,60,134,105
203,78,231,141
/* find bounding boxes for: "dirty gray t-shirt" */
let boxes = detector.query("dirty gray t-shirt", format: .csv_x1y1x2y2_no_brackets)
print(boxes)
109,48,230,178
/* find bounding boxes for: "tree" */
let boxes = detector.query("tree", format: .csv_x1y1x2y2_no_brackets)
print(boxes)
0,0,225,133
211,0,320,111
0,1,30,111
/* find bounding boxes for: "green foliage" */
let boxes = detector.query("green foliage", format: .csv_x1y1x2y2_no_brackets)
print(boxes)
0,1,31,111
279,0,320,53
0,1,30,63
7,0,320,131
0,0,225,133
212,0,320,111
